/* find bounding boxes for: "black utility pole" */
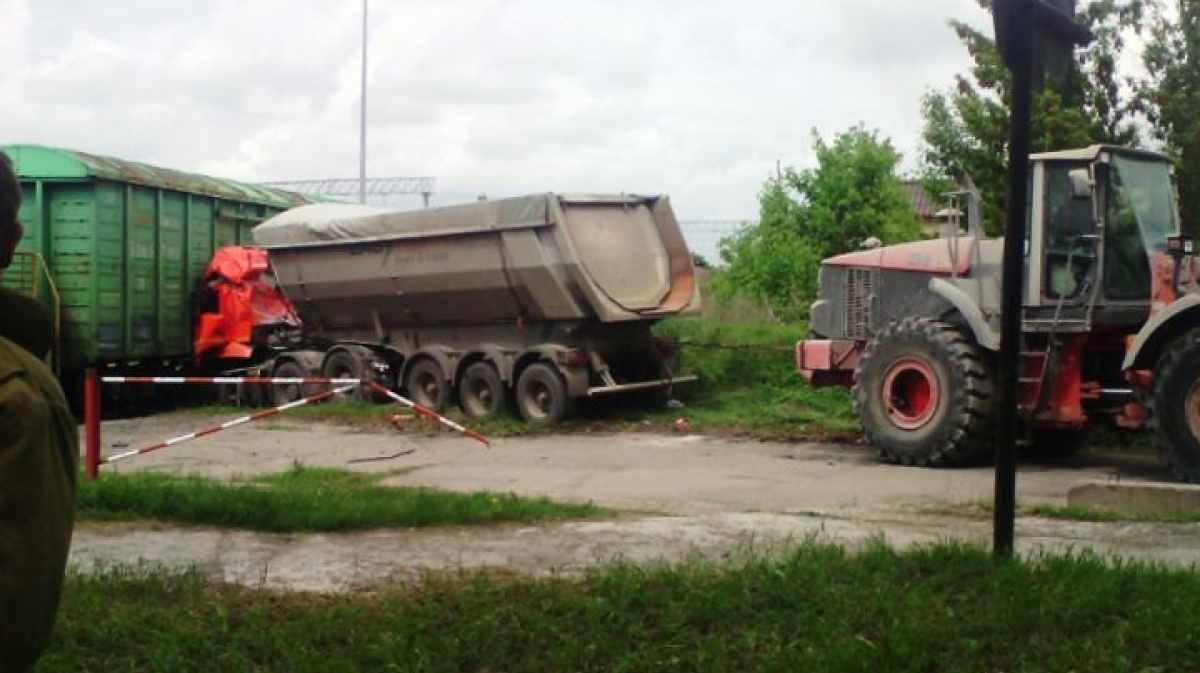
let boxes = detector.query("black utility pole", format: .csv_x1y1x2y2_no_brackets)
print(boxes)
993,0,1035,558
991,0,1092,557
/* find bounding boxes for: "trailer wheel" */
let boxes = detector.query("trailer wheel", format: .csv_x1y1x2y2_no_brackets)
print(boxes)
405,359,449,412
459,362,506,420
854,317,994,466
322,350,369,403
516,362,573,425
1151,327,1200,482
271,361,318,407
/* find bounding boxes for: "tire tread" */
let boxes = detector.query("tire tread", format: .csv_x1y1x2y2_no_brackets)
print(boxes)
853,317,995,466
1149,327,1200,482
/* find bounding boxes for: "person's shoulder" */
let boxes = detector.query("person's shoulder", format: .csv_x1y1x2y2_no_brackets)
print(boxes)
0,335,42,379
0,336,66,409
0,288,54,359
0,338,51,426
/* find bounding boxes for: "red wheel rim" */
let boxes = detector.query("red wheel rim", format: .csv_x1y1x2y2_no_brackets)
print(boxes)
882,357,939,430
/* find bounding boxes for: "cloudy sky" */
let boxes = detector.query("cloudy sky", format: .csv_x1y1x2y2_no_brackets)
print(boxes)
1,0,990,256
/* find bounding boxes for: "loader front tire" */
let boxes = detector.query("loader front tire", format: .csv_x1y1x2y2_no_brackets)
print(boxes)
854,318,995,466
1151,327,1200,482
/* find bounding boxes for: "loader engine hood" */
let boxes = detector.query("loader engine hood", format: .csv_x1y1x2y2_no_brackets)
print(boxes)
824,237,977,276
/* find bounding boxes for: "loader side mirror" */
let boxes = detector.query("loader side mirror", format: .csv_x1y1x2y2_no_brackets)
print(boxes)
1068,168,1093,199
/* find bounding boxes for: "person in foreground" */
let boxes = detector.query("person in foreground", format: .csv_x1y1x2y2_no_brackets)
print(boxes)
0,150,77,672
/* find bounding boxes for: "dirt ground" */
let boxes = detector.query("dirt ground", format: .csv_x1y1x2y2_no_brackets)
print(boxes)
70,414,1199,592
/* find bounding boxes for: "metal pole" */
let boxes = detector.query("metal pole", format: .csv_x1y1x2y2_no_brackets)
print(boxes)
84,366,101,480
994,0,1036,558
359,0,368,205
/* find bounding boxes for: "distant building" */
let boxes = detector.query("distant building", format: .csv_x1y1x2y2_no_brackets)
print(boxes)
902,180,943,236
902,179,968,237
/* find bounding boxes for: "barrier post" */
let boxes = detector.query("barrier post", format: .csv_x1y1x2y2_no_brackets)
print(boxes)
84,366,101,480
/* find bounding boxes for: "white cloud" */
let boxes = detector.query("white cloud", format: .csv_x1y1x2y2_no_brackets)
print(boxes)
2,0,991,247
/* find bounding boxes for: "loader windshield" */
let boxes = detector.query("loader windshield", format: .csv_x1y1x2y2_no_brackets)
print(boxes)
1103,155,1177,300
1043,161,1096,299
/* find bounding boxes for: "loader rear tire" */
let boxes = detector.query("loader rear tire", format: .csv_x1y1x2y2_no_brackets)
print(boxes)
1151,327,1200,482
854,317,994,466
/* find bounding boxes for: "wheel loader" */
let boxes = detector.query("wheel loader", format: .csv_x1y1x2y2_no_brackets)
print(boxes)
796,145,1200,481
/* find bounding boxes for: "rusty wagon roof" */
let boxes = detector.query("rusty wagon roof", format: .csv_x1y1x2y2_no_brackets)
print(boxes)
1,144,313,207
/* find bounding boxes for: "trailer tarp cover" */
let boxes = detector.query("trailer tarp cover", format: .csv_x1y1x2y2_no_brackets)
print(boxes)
254,193,699,325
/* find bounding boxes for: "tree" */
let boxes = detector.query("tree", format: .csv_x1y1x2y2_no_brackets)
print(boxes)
920,0,1148,234
714,126,923,321
1140,0,1200,235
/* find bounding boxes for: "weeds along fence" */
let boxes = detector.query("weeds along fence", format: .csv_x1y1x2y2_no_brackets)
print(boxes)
655,316,808,393
82,369,489,480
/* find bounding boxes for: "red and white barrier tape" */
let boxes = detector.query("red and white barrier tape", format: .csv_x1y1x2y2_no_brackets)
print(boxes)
103,383,358,463
369,381,491,447
102,376,364,385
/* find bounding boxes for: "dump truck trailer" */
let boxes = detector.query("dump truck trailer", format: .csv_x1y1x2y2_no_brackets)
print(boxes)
195,193,700,424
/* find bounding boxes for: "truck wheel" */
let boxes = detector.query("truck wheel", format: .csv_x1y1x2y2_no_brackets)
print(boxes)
405,359,449,412
271,361,318,407
516,362,573,425
854,317,994,466
322,350,369,403
459,362,506,420
1152,327,1200,482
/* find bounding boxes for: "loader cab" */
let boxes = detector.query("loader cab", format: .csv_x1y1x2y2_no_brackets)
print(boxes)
1027,146,1179,328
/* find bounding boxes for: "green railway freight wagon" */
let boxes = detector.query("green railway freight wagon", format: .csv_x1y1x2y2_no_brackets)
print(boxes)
0,144,313,381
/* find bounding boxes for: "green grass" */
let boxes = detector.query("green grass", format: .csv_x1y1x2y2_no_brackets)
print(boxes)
173,399,394,427
647,385,857,439
161,314,1163,449
923,499,1200,524
174,317,856,440
1025,503,1200,523
655,316,809,392
40,542,1200,672
78,466,606,532
651,317,857,438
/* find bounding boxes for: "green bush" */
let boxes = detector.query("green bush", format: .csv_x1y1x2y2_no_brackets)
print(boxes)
655,317,809,393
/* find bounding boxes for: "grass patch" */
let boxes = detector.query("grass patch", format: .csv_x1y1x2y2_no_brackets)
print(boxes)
170,317,858,441
1025,503,1200,523
648,385,856,440
652,317,857,439
42,542,1200,672
924,499,1200,524
150,316,1159,449
78,466,606,532
173,399,395,429
655,316,808,392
